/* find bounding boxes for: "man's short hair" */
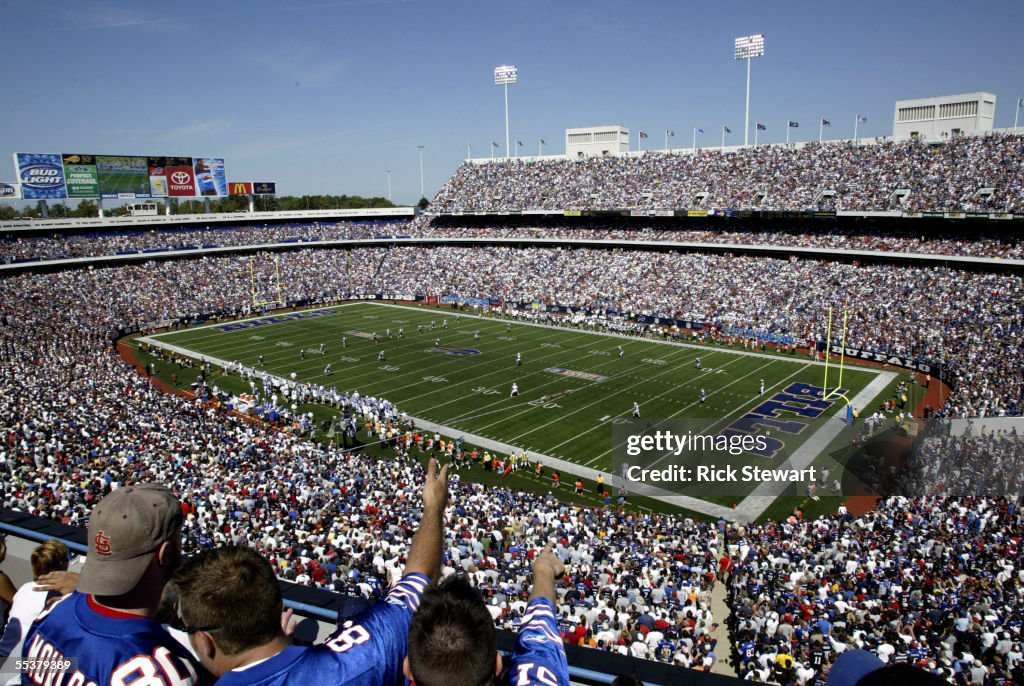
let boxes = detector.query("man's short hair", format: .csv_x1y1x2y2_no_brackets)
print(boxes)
77,484,183,596
173,546,283,656
407,575,497,686
31,539,69,579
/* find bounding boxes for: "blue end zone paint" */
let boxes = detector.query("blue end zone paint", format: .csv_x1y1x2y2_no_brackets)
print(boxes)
215,308,337,332
721,382,847,458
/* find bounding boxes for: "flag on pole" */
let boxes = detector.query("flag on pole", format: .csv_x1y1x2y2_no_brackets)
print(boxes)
667,130,675,136
492,141,499,147
516,140,523,147
698,128,704,134
724,126,732,133
756,123,766,131
856,115,867,123
788,121,799,128
821,119,831,127
639,131,649,138
1017,98,1023,108
540,139,546,145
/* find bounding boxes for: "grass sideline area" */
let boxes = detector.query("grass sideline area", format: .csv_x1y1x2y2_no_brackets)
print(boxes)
128,302,923,521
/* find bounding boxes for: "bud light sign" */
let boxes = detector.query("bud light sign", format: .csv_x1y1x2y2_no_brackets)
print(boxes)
14,153,67,199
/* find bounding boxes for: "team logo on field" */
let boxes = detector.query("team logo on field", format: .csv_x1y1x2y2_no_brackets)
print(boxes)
427,347,481,356
346,331,377,340
545,367,607,383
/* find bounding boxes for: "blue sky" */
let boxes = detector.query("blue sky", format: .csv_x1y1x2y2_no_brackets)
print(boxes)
2,0,1022,204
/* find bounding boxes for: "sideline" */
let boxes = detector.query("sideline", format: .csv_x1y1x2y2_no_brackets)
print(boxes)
138,302,896,522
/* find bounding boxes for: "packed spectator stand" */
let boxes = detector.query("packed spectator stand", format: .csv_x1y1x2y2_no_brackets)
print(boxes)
1,131,1023,684
432,134,1024,214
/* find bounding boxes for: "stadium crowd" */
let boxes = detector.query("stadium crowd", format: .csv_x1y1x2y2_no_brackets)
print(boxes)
0,252,723,668
725,495,1024,685
0,220,409,263
1,239,1022,682
5,217,1024,267
432,133,1024,213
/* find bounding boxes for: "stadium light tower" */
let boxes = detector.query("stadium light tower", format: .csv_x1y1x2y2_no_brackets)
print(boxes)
494,65,518,160
734,34,765,147
417,146,425,200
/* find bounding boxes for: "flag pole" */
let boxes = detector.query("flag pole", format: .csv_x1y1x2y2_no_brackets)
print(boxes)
854,115,860,144
692,127,696,152
819,119,823,143
721,126,726,150
755,125,759,146
786,121,790,145
1015,99,1021,130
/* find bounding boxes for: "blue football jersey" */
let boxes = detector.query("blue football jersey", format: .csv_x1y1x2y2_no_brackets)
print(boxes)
21,592,208,686
216,573,429,686
507,598,570,686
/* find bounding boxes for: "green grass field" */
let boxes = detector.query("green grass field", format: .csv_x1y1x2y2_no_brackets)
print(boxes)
135,302,915,520
97,157,150,196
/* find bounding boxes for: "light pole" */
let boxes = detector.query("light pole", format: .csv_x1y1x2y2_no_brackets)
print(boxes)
494,65,518,160
734,34,765,147
417,146,424,200
386,170,392,202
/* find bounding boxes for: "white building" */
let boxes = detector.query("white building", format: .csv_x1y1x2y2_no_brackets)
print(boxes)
565,125,630,158
892,92,996,142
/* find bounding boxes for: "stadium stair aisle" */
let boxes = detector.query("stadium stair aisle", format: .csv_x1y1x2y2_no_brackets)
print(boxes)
710,545,737,678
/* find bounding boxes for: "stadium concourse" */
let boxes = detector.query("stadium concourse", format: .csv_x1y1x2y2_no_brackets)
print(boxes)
0,132,1023,684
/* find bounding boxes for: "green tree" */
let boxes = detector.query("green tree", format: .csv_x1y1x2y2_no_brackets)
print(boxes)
71,200,99,218
0,205,16,221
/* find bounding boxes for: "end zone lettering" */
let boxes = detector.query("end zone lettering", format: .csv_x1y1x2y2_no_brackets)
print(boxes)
719,382,843,458
216,309,336,332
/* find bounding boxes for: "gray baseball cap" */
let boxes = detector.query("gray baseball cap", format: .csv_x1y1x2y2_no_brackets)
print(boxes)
78,484,183,596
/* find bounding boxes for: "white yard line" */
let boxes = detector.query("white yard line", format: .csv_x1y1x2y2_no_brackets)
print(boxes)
140,302,897,520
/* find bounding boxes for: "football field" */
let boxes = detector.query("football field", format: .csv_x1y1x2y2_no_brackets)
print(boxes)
139,302,899,520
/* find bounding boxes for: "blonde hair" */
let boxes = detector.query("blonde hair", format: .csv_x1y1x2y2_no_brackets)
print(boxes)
31,540,69,579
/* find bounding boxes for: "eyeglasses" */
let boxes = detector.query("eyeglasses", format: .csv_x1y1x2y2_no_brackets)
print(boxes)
171,607,220,635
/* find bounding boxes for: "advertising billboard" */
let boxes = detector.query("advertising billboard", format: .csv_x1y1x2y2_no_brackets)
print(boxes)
147,157,169,197
62,154,99,198
0,183,21,199
97,155,150,199
253,182,276,195
14,153,67,199
228,182,253,196
193,158,227,197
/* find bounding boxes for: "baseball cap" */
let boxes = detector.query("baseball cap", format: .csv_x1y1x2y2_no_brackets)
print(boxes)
78,484,183,596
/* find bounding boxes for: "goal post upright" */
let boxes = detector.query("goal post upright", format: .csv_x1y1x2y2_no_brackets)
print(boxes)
836,300,850,400
822,301,853,407
250,254,284,309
